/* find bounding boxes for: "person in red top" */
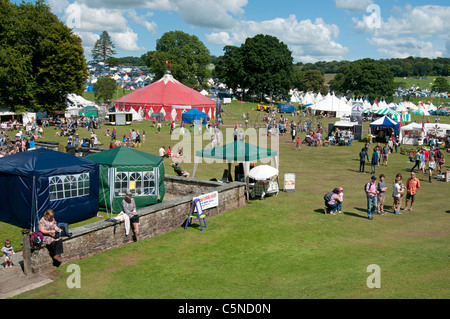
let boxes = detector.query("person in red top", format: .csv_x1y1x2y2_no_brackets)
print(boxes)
404,172,420,212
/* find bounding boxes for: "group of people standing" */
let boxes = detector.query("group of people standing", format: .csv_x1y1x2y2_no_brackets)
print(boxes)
365,172,420,220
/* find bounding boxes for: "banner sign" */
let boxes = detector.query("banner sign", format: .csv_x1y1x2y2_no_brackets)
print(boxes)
194,191,219,210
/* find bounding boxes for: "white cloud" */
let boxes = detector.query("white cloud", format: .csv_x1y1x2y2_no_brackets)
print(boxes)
335,0,373,12
206,15,348,62
60,3,146,56
127,10,157,34
368,37,443,59
111,28,145,52
354,5,450,38
76,0,247,29
353,5,450,59
206,32,234,45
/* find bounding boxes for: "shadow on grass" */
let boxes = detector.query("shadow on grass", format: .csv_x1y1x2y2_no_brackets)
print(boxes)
314,208,326,215
344,212,367,219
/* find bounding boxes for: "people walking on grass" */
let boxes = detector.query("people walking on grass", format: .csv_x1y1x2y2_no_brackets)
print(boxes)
404,172,420,212
370,149,379,174
377,174,387,215
365,176,379,220
419,149,426,174
410,150,421,173
382,143,390,166
359,147,369,173
428,156,436,183
392,176,404,215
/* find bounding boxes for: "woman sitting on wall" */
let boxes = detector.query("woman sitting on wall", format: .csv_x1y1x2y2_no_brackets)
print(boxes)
39,209,64,263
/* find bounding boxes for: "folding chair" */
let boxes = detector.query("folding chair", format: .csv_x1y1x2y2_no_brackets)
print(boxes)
185,198,207,231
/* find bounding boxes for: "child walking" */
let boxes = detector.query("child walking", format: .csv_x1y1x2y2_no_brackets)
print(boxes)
296,136,301,150
337,187,344,213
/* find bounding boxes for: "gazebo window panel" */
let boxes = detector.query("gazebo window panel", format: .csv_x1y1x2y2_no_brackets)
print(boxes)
129,172,143,196
143,171,156,195
49,173,90,201
114,172,128,197
78,173,90,196
114,169,157,197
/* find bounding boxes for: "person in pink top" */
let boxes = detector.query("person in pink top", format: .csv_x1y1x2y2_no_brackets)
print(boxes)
365,176,379,220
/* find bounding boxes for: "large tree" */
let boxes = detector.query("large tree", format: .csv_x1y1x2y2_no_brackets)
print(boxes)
215,34,293,99
141,30,210,89
0,0,88,112
431,77,450,93
93,77,117,105
292,69,328,93
329,58,395,102
92,31,116,63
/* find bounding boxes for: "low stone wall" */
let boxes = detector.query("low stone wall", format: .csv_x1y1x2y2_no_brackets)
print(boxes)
30,176,246,274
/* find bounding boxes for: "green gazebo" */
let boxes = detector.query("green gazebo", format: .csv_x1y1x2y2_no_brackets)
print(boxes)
86,146,165,214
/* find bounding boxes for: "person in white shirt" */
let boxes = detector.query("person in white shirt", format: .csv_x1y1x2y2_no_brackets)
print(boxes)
392,177,404,215
159,146,168,158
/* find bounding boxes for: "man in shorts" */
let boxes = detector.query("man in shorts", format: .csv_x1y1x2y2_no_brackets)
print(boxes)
382,143,390,166
404,172,420,212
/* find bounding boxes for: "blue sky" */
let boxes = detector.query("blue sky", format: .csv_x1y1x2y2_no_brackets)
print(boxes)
24,0,450,63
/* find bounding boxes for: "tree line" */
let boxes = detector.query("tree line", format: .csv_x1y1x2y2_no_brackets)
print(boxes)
299,57,450,77
1,0,448,113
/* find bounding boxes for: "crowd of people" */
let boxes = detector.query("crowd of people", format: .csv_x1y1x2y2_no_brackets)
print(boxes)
0,122,44,157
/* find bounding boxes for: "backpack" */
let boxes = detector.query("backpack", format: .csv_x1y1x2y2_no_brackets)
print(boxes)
30,231,44,249
324,191,334,203
364,182,370,193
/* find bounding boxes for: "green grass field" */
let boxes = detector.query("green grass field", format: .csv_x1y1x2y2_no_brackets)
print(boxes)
2,100,450,299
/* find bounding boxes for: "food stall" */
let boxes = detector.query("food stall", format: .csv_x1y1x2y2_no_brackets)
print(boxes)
248,165,279,199
399,123,424,146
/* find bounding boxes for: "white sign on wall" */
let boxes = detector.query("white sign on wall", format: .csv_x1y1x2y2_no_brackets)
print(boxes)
193,191,219,211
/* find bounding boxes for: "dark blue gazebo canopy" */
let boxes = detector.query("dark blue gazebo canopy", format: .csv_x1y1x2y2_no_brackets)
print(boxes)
0,148,99,230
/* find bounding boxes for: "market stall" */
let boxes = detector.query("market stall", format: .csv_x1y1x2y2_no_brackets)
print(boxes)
399,123,425,146
369,116,399,143
248,165,279,199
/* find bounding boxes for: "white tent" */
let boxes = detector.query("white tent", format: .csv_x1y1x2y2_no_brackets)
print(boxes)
399,122,425,145
311,93,351,118
424,123,450,138
363,99,372,110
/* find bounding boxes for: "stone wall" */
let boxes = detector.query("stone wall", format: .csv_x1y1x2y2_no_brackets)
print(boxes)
30,176,246,274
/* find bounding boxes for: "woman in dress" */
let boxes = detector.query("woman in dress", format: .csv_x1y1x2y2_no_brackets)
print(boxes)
39,209,63,263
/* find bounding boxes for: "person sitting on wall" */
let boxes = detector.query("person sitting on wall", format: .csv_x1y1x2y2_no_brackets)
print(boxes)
170,162,190,178
122,192,140,235
39,209,64,264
